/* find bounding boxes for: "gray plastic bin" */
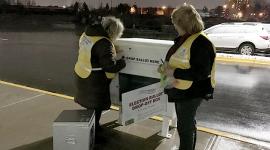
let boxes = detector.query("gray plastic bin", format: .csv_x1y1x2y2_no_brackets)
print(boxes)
53,110,95,150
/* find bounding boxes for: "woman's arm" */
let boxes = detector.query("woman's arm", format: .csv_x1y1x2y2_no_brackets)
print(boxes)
94,38,126,73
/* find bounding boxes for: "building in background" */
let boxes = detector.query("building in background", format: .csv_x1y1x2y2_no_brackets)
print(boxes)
224,0,251,19
223,0,270,21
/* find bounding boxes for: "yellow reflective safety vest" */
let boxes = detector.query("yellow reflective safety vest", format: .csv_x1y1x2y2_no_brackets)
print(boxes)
169,32,216,90
74,33,116,79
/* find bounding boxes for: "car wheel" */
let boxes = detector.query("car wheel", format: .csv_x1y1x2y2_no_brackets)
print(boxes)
238,43,255,55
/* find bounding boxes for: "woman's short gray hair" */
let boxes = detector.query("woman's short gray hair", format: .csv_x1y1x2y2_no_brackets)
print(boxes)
171,4,204,34
101,16,124,41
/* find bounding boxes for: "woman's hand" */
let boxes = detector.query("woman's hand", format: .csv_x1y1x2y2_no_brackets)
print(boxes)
116,58,126,70
158,62,174,77
164,65,174,77
157,64,165,74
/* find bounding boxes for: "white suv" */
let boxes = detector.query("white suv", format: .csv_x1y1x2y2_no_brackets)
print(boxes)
204,22,270,55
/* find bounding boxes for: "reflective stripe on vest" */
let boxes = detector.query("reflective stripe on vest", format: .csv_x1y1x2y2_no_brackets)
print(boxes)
74,33,116,79
169,32,216,90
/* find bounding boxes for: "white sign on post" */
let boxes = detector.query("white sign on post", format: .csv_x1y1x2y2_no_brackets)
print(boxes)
116,38,172,78
119,82,167,126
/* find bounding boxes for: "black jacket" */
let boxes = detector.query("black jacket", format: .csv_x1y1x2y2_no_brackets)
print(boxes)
74,24,126,110
166,34,216,101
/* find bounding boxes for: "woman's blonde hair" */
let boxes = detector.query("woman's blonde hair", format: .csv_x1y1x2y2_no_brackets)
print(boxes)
101,16,124,41
171,4,204,34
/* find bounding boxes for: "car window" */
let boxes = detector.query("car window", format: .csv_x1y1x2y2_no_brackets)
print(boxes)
262,24,270,33
223,26,245,33
206,26,225,34
252,25,269,34
205,24,269,34
242,26,256,33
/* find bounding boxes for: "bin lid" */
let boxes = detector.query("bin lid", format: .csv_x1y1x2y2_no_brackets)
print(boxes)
54,110,95,123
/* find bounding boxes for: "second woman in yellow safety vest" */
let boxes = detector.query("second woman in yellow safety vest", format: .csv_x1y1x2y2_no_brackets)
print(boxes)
74,16,126,133
158,4,216,150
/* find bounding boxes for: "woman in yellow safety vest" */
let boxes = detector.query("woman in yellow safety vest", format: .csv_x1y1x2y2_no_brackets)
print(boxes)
74,16,126,133
158,4,216,150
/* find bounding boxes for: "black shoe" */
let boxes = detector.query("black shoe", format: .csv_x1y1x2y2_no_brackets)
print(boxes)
95,133,107,144
97,124,102,131
96,124,104,133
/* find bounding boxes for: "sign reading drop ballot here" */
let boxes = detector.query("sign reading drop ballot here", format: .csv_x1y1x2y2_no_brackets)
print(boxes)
120,82,167,126
116,38,172,79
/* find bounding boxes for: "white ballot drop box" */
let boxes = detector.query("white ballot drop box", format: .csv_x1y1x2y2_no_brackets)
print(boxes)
116,38,177,138
53,110,95,150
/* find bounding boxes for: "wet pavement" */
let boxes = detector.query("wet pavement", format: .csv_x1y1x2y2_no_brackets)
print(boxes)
1,30,270,142
0,83,270,150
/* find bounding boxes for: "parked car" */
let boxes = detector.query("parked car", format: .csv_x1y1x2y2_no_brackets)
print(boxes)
204,22,270,55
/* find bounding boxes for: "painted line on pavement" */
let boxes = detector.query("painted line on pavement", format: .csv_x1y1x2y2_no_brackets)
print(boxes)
1,80,270,148
210,136,222,150
0,94,44,111
198,126,270,148
0,80,74,100
102,110,110,115
204,135,218,150
216,56,270,66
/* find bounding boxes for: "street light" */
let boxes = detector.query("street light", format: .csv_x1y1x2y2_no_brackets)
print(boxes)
161,6,167,10
130,6,136,14
237,12,243,18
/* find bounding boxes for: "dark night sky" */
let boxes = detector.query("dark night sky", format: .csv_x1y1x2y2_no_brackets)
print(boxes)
106,0,227,9
31,0,270,9
35,0,227,9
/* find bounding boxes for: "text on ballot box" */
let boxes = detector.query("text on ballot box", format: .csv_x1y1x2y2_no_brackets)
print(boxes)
119,82,167,126
53,110,95,150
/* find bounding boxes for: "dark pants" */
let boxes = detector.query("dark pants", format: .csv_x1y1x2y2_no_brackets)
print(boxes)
88,109,102,131
95,109,102,128
175,98,203,150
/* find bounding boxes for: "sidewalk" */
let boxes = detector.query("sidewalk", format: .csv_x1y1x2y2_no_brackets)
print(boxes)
0,81,269,150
